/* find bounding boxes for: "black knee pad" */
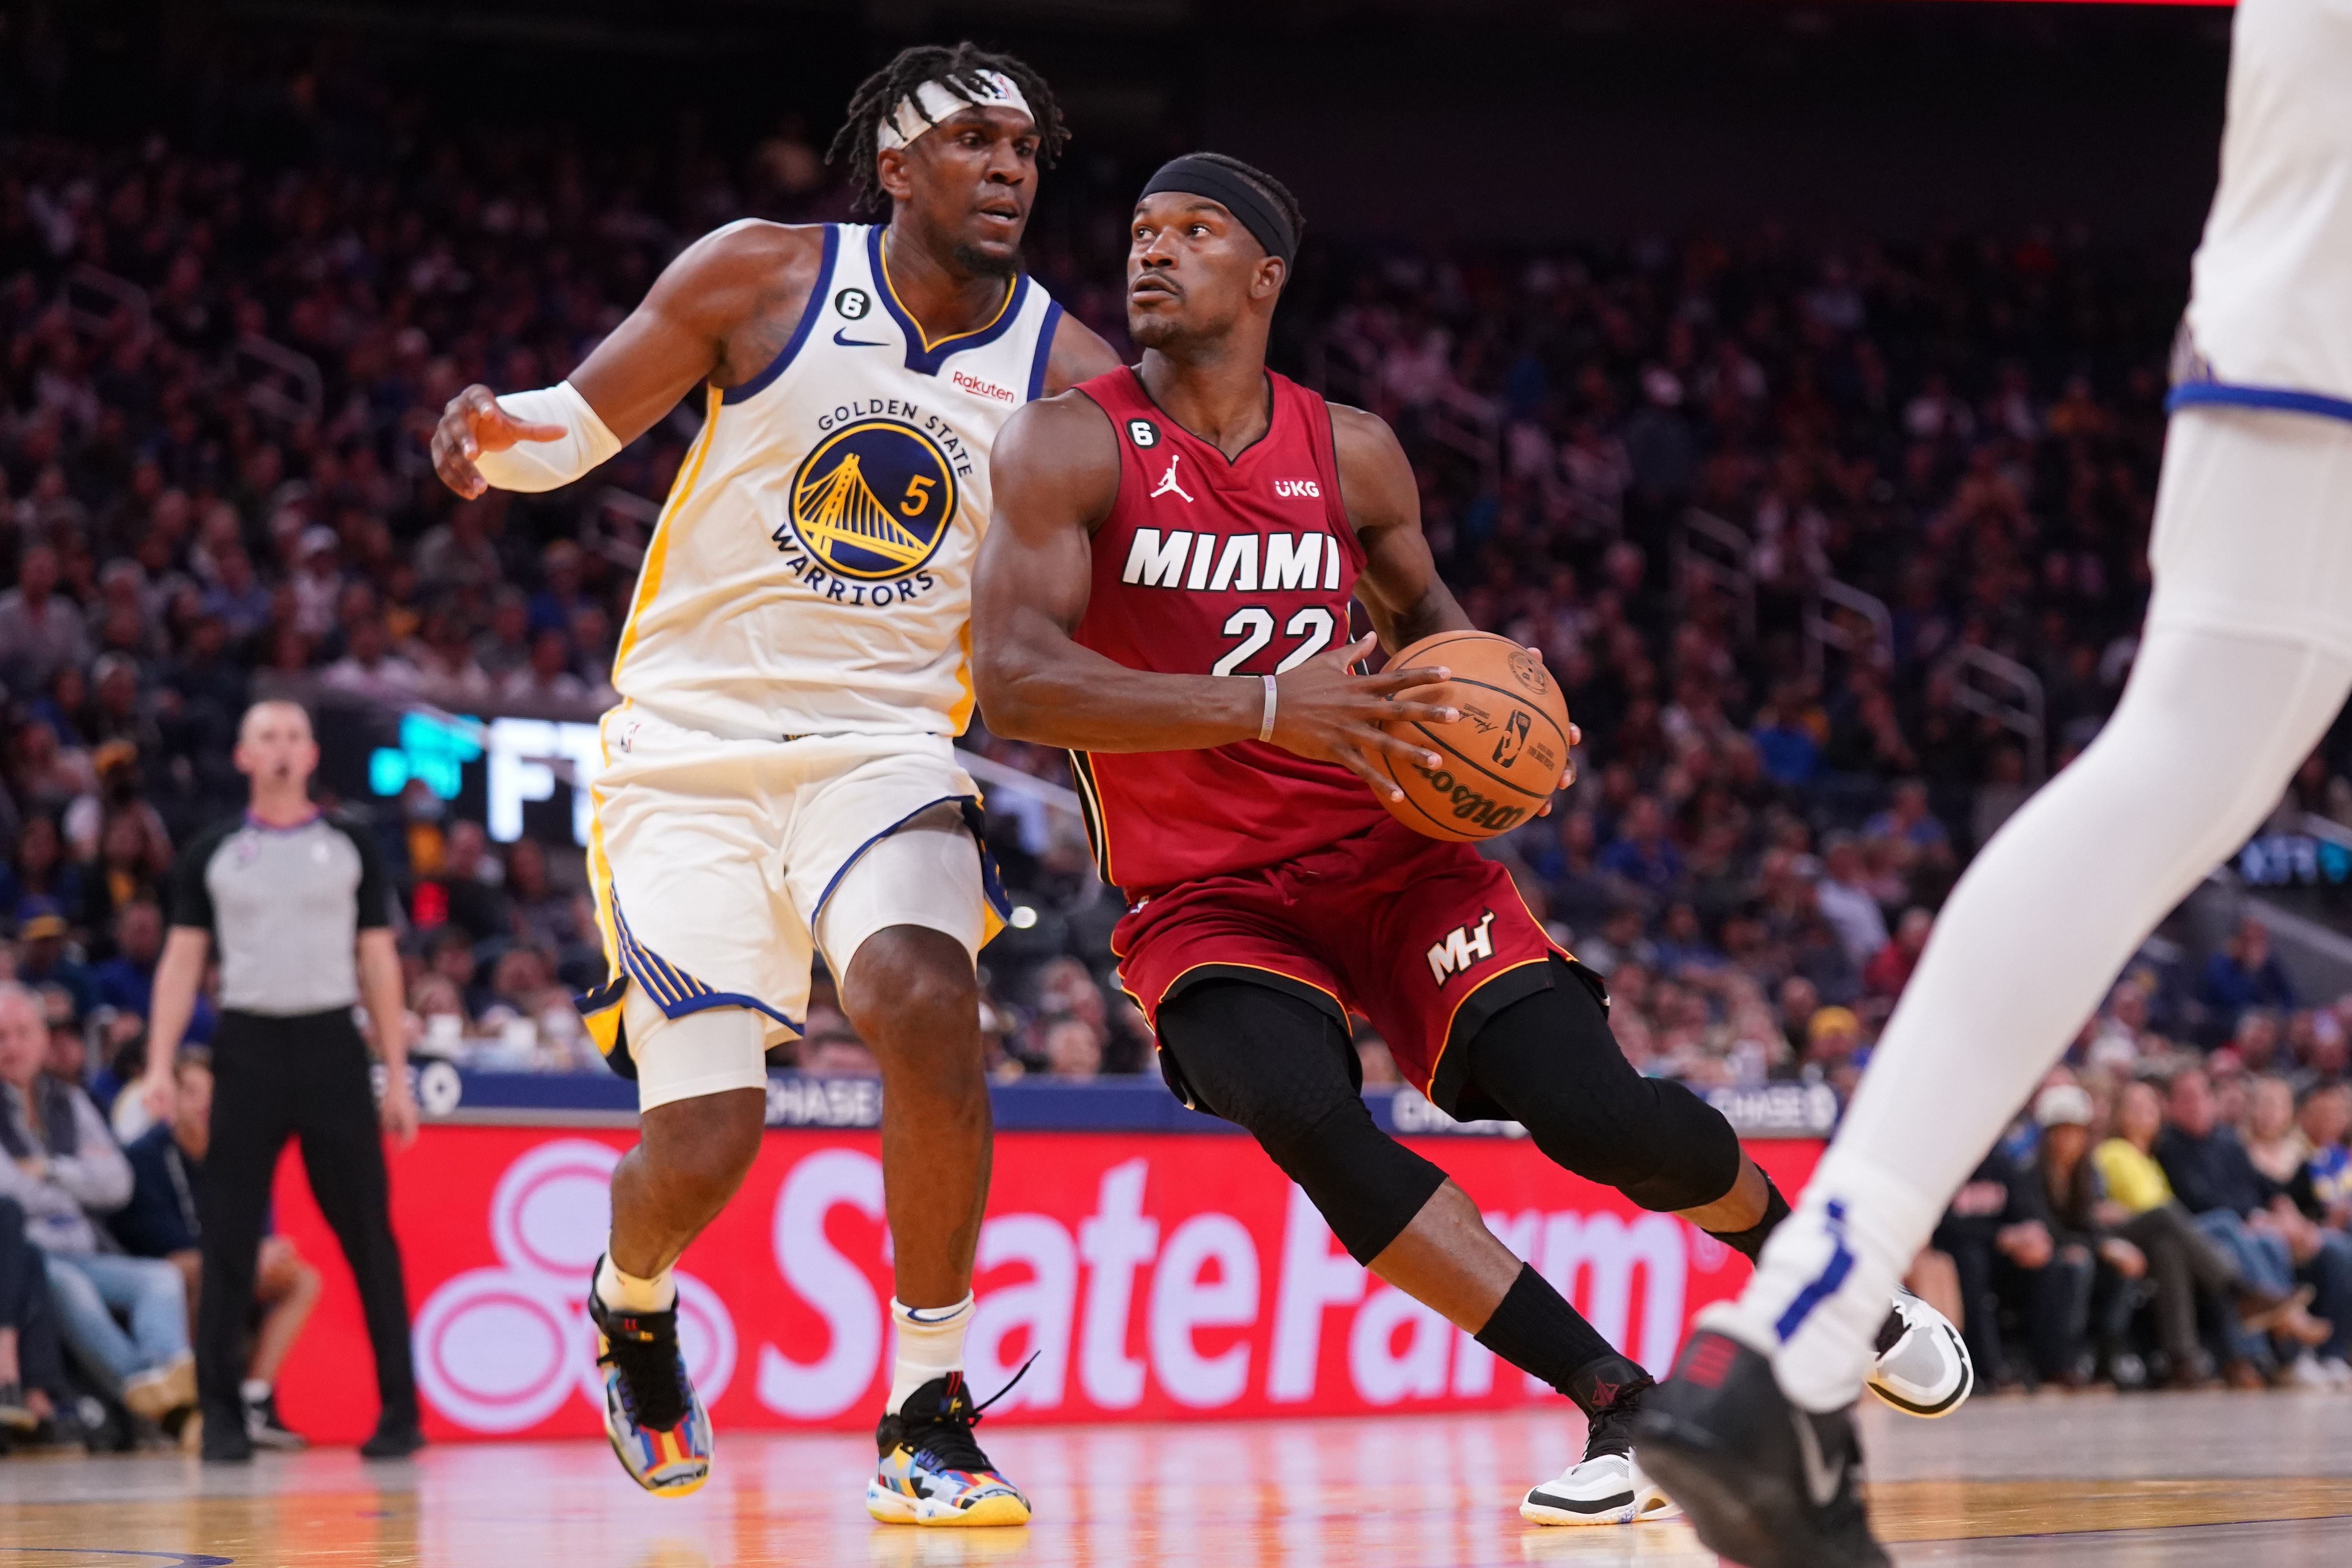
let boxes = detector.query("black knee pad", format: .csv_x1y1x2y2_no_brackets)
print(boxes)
1263,1099,1450,1265
1607,1079,1746,1213
1157,978,1447,1264
1464,967,1744,1212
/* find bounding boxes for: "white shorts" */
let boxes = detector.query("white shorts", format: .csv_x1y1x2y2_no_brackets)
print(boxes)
576,707,1007,1109
2178,0,2352,411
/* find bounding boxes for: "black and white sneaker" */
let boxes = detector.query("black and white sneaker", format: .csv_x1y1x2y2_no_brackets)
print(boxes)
1634,1325,1891,1568
1866,1288,1974,1418
1520,1359,1681,1526
244,1390,307,1451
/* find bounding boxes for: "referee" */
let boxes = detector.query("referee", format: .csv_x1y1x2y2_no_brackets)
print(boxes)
138,700,423,1463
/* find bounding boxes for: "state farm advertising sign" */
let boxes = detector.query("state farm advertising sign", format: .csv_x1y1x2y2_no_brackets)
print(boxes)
269,1128,1823,1444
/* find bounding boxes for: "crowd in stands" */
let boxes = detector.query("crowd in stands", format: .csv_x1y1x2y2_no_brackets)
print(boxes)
1922,1031,2352,1397
5,37,2352,1122
0,978,315,1452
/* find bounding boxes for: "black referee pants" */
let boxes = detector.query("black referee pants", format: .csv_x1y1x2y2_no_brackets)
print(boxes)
197,1009,417,1429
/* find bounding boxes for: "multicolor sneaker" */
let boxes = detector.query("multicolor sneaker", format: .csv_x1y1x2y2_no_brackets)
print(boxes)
866,1373,1031,1527
587,1264,712,1498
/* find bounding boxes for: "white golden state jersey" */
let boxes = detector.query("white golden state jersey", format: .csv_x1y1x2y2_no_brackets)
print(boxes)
612,223,1065,739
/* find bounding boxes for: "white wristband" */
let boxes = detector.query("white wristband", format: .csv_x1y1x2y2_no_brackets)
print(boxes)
1258,673,1278,743
470,381,624,494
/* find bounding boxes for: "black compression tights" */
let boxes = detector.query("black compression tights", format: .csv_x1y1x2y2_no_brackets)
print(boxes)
1155,959,1746,1264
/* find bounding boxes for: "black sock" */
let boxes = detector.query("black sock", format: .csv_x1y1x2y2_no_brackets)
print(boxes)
1707,1170,1792,1264
1474,1263,1646,1414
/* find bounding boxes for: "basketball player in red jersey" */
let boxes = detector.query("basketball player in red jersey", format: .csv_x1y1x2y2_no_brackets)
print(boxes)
973,153,1971,1524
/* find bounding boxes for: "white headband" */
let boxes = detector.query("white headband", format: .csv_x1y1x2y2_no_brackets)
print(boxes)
875,71,1035,151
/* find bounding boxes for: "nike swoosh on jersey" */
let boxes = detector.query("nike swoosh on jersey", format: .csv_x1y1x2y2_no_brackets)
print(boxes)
833,328,890,347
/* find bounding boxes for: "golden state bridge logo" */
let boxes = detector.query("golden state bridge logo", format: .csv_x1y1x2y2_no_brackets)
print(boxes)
787,419,957,581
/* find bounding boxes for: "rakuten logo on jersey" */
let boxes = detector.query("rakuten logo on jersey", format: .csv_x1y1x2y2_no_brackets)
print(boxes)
1120,528,1342,593
1273,479,1321,499
952,370,1015,405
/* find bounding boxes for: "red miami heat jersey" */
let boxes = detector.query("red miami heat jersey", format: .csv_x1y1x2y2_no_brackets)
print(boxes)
1068,367,1393,896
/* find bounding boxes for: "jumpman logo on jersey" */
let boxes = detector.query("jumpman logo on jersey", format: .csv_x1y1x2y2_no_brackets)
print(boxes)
1151,453,1195,503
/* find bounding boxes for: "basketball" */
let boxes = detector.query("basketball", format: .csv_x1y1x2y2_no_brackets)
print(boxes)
1375,631,1573,842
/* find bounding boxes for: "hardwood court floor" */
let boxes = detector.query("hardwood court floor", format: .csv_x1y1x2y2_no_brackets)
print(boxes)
7,1390,2352,1566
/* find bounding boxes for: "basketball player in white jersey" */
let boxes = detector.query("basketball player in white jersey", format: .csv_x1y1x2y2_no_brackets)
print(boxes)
429,44,1119,1521
1638,4,2352,1562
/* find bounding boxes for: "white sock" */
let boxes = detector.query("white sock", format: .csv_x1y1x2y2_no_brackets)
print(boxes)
1732,411,2352,1411
240,1378,271,1405
888,1294,975,1413
597,1253,677,1314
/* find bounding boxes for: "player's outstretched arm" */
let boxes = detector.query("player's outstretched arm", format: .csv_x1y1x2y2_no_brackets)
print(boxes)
974,394,1460,800
430,220,827,498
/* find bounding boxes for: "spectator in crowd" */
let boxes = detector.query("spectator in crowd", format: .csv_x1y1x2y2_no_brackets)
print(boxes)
803,1031,881,1077
0,1194,74,1437
1040,1015,1105,1082
2157,1067,2351,1385
109,1049,317,1449
0,819,81,929
2246,1076,2311,1188
1596,796,1683,899
2291,1082,2352,1231
15,907,93,1019
1931,1140,2061,1390
0,981,194,1422
2094,1078,2321,1386
1813,833,1891,970
2202,917,2299,1030
2027,1083,2145,1386
0,547,92,698
1863,908,1934,1002
1864,779,1952,863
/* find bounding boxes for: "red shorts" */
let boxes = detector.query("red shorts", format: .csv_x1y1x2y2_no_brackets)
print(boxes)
1113,815,1569,1114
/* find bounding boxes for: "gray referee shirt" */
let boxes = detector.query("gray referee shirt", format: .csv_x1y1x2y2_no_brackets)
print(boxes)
168,811,393,1016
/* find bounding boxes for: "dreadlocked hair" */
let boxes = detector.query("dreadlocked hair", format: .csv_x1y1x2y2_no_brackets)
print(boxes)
1181,152,1307,252
828,42,1070,216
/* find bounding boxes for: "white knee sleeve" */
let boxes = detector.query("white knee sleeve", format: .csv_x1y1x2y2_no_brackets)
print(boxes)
624,983,770,1113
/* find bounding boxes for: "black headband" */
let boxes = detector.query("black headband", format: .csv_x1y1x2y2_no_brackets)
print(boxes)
1139,155,1297,269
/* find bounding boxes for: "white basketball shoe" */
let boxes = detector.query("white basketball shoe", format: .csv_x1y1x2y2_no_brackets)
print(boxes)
1865,1288,1975,1418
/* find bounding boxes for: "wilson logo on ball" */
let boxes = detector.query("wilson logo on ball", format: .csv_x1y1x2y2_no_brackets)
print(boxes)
1412,763,1528,833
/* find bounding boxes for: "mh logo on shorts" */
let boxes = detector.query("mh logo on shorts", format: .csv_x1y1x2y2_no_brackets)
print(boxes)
786,419,958,581
1426,909,1498,986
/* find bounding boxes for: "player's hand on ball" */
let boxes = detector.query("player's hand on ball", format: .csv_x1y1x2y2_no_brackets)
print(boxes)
430,383,568,499
1534,721,1585,817
1268,633,1458,802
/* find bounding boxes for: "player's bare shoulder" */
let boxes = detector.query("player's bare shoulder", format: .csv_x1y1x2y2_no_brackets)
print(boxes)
654,219,834,390
1041,311,1125,397
991,385,1123,533
1323,401,1418,534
